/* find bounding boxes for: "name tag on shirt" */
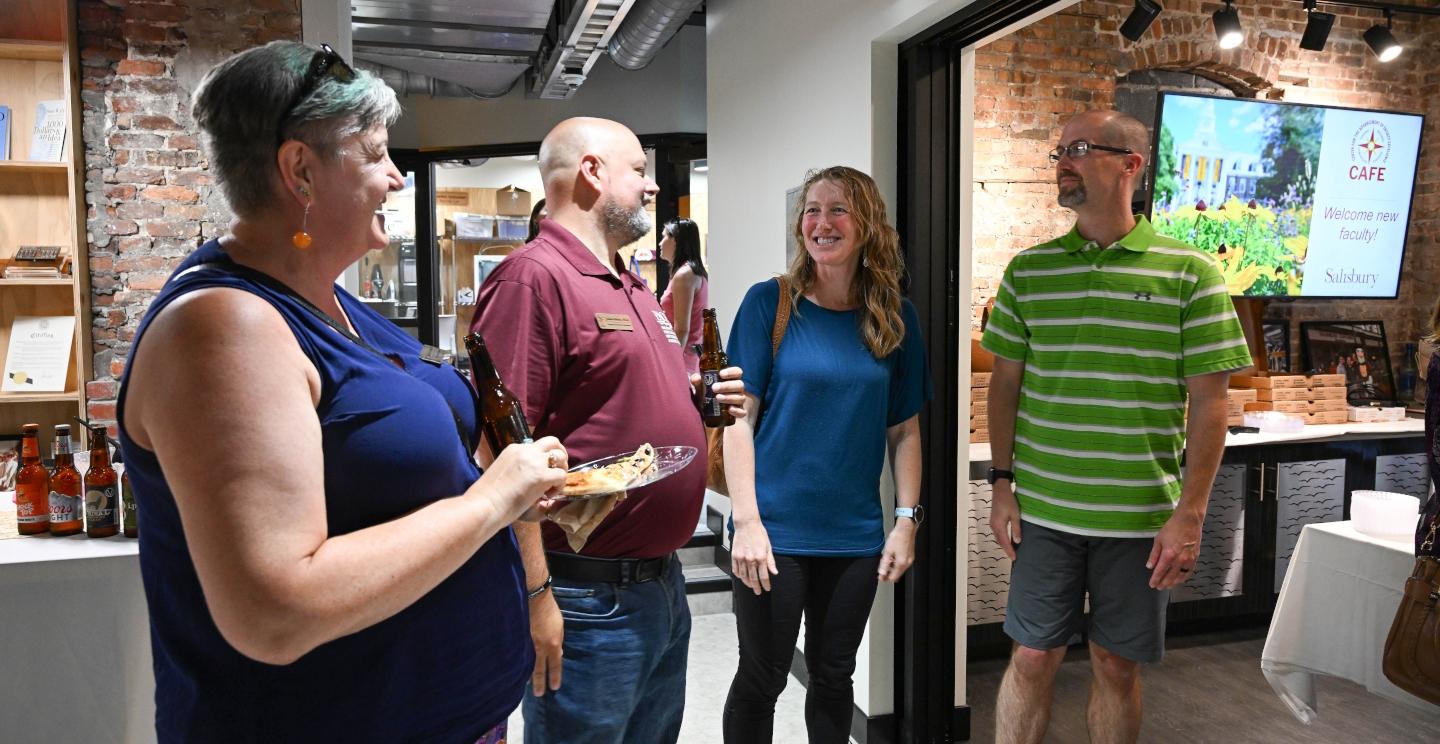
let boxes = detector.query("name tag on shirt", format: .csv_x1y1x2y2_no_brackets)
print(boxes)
595,313,634,331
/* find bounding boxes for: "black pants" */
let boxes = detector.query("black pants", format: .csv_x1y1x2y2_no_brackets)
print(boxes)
723,553,881,744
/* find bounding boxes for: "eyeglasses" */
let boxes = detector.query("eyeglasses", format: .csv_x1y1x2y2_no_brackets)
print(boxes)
276,43,356,145
1048,140,1134,163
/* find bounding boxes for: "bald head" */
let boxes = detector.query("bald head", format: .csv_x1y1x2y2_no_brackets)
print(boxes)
536,117,658,253
539,117,643,196
1064,110,1150,169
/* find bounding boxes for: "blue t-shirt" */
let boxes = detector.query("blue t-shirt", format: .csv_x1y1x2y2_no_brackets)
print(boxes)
726,279,932,555
117,241,530,743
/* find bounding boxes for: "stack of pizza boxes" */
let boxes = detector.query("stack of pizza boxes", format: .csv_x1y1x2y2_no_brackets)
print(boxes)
970,372,990,443
1229,373,1348,425
1225,387,1257,427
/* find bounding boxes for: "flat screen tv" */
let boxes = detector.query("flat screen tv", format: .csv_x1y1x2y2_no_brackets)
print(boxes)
1147,91,1423,299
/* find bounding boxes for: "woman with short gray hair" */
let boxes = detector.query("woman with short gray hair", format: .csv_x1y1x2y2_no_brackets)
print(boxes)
117,41,566,742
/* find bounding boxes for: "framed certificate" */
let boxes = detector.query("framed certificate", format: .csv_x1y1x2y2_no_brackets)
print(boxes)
3,316,75,392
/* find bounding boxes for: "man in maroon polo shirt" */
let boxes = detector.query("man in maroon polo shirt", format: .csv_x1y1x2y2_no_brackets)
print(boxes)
471,117,745,744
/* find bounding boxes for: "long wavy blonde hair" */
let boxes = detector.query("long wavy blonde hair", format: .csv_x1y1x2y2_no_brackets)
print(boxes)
786,166,905,358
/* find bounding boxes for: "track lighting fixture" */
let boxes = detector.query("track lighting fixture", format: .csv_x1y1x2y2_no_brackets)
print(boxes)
1213,1,1244,49
1364,10,1403,62
1120,0,1163,42
1299,0,1335,51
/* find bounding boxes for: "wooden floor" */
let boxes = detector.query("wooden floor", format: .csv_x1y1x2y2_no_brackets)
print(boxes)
963,627,1440,743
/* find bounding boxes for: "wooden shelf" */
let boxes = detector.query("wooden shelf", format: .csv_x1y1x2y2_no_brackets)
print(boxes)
0,391,79,404
0,161,70,174
0,2,90,440
0,278,73,287
0,39,63,61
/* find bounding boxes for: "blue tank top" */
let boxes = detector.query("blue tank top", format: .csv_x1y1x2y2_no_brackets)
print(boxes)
117,241,531,742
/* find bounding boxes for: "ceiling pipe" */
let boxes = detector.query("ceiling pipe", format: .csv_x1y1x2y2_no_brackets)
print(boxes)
607,0,703,70
355,60,517,100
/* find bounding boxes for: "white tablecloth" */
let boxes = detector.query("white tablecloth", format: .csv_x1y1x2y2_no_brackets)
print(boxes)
1261,520,1437,723
0,533,155,743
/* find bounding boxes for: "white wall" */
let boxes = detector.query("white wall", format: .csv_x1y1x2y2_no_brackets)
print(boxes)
390,25,706,149
706,0,982,717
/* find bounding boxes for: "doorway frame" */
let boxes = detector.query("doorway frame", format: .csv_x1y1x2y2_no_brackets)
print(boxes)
894,1,1069,741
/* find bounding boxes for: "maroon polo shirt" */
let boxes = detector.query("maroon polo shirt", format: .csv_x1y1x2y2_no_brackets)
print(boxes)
471,220,705,558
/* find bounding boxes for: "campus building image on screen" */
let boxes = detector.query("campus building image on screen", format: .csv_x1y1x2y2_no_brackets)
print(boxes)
1148,92,1423,299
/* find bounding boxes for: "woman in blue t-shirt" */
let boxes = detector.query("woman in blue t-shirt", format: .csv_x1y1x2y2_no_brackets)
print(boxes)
117,42,568,743
721,166,932,743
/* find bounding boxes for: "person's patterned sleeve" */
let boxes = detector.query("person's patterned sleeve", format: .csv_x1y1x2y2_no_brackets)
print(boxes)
981,259,1029,362
1180,253,1252,377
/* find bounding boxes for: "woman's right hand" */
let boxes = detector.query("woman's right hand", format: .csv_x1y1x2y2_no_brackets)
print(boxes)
731,520,778,595
471,437,568,523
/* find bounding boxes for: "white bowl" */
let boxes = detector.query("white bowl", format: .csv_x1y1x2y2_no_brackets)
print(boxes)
1351,490,1419,540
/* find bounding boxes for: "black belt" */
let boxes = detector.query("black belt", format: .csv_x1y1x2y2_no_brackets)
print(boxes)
546,551,671,585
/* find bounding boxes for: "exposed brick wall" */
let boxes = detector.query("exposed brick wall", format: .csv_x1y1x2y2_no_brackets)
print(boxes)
973,0,1440,375
77,0,300,425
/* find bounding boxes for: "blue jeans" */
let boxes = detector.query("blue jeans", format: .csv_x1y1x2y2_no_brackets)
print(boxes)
522,554,690,744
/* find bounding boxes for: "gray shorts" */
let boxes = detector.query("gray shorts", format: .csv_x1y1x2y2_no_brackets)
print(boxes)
1002,519,1170,663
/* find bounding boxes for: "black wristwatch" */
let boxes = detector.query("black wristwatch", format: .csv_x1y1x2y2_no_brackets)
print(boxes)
987,467,1015,485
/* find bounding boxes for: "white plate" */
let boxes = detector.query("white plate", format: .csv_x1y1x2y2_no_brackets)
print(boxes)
556,445,698,500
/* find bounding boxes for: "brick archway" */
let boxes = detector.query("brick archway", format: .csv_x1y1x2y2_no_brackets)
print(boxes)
1118,16,1301,98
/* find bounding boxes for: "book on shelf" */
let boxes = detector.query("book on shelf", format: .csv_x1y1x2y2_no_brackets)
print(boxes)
0,104,10,160
3,265,64,279
3,246,68,279
27,100,66,162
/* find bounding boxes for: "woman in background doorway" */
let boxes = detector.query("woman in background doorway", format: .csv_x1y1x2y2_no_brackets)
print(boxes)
659,218,708,376
525,198,548,243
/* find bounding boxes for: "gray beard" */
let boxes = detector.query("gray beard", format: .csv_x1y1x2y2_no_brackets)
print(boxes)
1057,184,1087,208
603,197,652,246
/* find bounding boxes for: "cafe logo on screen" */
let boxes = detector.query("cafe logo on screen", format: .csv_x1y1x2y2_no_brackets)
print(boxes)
1348,120,1391,182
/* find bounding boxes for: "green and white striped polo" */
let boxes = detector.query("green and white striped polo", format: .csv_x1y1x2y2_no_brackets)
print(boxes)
980,216,1251,537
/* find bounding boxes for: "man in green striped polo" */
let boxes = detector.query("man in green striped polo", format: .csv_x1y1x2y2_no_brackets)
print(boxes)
982,110,1251,744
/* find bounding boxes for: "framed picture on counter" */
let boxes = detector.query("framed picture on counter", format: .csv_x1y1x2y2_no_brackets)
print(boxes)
1263,320,1290,373
1300,320,1396,405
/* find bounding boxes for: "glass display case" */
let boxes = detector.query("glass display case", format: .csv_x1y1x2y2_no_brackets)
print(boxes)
341,171,420,335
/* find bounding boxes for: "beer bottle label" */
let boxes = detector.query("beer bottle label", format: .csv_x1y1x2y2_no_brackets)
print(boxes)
86,486,118,528
702,369,722,417
49,490,80,524
123,477,138,536
16,496,46,524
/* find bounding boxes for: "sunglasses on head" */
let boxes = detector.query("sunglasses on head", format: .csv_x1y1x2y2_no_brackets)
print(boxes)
1048,140,1134,163
276,43,356,145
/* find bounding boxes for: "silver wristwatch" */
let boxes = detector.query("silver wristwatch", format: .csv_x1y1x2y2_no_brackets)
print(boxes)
895,505,925,525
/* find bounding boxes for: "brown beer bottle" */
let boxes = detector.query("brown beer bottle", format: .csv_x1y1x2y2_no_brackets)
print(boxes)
84,425,119,538
700,308,734,428
15,423,49,535
48,425,83,536
464,331,533,455
122,469,138,538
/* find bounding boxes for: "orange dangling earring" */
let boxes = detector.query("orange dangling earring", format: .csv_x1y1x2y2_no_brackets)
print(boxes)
292,188,313,250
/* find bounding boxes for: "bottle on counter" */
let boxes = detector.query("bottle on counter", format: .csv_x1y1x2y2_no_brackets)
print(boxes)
1398,343,1419,404
465,331,533,455
700,308,734,428
48,425,82,536
84,425,119,538
122,469,138,538
15,423,49,535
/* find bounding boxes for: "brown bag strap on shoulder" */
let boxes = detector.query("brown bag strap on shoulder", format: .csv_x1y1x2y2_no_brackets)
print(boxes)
772,276,792,356
706,276,793,497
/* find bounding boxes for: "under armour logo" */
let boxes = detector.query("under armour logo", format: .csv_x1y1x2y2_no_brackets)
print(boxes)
1134,291,1152,301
